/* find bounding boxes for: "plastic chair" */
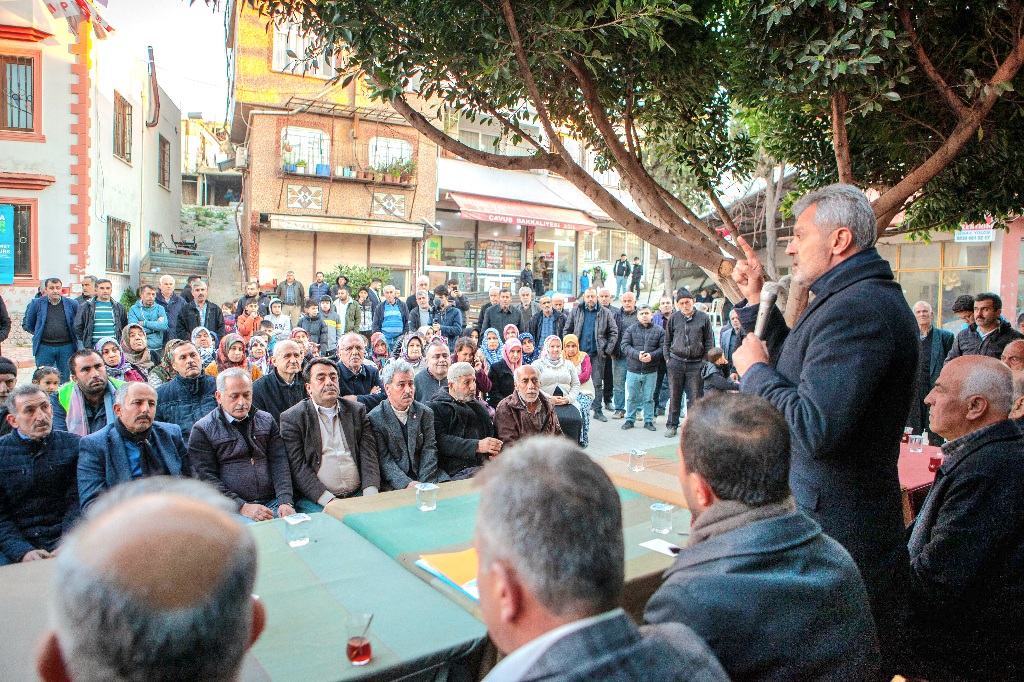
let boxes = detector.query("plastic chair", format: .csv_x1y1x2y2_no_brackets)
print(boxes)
709,297,724,328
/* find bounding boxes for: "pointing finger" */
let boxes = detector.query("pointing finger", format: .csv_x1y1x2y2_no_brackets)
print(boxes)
736,236,758,262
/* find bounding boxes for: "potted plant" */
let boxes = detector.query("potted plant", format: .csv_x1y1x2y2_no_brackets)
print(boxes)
398,158,417,183
295,160,307,175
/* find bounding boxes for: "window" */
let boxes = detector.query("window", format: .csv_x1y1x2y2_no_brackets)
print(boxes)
12,204,32,277
106,217,130,273
583,230,611,262
158,135,170,188
113,92,132,163
888,241,990,331
1,55,33,131
610,230,641,260
272,23,337,78
457,128,536,157
368,137,412,168
281,126,330,168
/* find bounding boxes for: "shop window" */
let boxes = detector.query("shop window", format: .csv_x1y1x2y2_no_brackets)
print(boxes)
106,217,130,273
893,241,990,330
272,23,337,78
426,216,476,269
158,135,170,188
11,204,32,278
1,54,34,131
113,91,132,163
457,128,536,156
281,127,330,168
368,137,412,168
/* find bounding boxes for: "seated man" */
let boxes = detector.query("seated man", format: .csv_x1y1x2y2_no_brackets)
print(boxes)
367,360,447,491
280,358,380,511
907,356,1024,679
251,339,307,422
413,340,451,401
0,356,18,437
0,385,80,565
428,362,501,479
494,365,562,448
52,349,123,436
189,368,295,522
336,333,386,409
475,436,729,682
36,478,265,682
644,392,880,681
154,341,217,440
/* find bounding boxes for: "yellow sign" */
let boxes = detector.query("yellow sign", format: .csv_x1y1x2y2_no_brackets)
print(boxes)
269,214,424,239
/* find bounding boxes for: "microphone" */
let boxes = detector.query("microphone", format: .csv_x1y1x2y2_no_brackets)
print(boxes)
754,282,781,338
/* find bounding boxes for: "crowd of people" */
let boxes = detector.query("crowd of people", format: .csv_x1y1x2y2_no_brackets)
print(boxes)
2,182,1024,682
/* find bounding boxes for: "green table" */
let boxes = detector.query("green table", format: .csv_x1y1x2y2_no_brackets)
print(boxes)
0,513,487,682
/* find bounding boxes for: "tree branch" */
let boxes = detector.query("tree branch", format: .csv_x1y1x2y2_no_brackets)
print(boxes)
654,184,743,260
899,4,970,121
830,91,854,184
707,188,739,239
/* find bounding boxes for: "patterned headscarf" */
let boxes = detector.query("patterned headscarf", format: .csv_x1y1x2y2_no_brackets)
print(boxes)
149,339,184,385
95,337,131,380
502,323,520,342
248,335,271,374
518,332,539,364
120,323,153,370
538,334,564,368
399,332,426,372
369,332,391,370
191,327,217,368
215,333,250,373
502,338,523,372
482,328,503,365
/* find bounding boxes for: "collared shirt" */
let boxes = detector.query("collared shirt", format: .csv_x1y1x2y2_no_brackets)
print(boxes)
314,401,359,502
978,326,996,341
482,609,623,682
540,312,554,340
196,302,207,329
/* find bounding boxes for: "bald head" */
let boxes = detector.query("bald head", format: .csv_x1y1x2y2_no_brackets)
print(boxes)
1001,339,1024,372
925,356,1013,441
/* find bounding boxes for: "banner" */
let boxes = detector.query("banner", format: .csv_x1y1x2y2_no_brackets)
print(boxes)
0,205,15,284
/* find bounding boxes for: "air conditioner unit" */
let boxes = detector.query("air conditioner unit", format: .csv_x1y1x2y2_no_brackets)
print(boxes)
234,147,248,169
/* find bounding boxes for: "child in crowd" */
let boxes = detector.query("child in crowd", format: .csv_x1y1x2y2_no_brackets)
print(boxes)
297,300,329,352
31,366,61,394
356,287,374,338
290,327,317,360
319,296,342,359
222,302,237,335
236,299,262,343
95,337,146,382
264,298,292,342
258,321,277,353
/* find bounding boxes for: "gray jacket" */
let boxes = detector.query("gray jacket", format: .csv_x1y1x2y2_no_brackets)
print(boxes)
513,301,541,330
621,322,665,374
566,303,618,357
367,400,446,491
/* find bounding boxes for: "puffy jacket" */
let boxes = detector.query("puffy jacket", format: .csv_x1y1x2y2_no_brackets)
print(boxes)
297,313,329,350
612,307,639,356
308,281,330,302
154,374,218,441
566,303,618,358
428,389,495,477
621,321,665,374
23,296,79,355
188,407,293,509
700,361,739,393
0,430,80,562
664,309,713,362
946,317,1024,362
128,301,169,350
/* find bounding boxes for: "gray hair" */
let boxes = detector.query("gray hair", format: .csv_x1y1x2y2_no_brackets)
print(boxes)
513,364,538,382
551,294,564,302
159,275,175,286
5,383,46,413
447,362,475,383
216,367,252,392
912,300,932,313
113,381,157,407
475,437,624,617
792,183,877,251
518,287,532,296
272,339,301,358
1012,371,1024,404
190,280,208,289
381,359,414,386
961,361,1013,415
52,478,257,682
488,286,500,294
598,287,611,296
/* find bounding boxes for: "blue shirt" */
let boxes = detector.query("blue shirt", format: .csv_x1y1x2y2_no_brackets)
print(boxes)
283,283,297,305
382,302,404,335
123,440,144,479
580,305,598,355
540,313,555,341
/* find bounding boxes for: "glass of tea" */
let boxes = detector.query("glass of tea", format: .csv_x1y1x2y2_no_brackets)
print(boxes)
928,452,944,473
345,612,373,666
650,503,675,535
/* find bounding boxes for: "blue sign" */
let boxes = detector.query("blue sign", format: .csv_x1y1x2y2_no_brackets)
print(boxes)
0,204,13,284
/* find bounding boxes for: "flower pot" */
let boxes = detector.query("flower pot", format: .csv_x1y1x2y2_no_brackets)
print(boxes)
284,163,297,173
294,166,306,175
400,172,412,183
384,174,396,183
315,163,331,177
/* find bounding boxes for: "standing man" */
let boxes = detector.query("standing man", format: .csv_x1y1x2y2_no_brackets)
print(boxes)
448,279,470,317
481,288,520,333
620,304,664,431
372,285,409,350
405,275,433,311
613,253,630,298
942,294,974,333
651,294,674,416
519,263,533,293
51,350,122,436
513,286,541,331
156,274,186,342
907,301,954,445
251,340,307,422
610,292,638,419
24,278,79,381
128,284,168,361
629,256,643,296
74,275,96,305
408,289,433,330
154,342,218,441
566,288,617,423
73,278,127,350
333,285,360,334
945,292,1024,361
719,309,744,374
598,287,616,410
275,270,305,326
176,280,226,340
430,287,463,351
528,295,566,342
308,271,330,302
731,183,918,668
234,280,270,318
477,286,500,328
663,289,713,438
366,276,383,308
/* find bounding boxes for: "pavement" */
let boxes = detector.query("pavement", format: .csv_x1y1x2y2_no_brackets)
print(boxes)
584,402,680,459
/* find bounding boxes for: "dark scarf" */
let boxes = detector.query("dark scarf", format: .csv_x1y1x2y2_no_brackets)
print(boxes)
113,418,168,477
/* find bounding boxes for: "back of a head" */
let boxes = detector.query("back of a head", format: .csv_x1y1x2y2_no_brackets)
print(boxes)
50,478,258,682
681,393,791,506
475,437,624,617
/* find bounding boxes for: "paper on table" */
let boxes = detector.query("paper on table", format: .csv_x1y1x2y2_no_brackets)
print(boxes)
282,513,311,525
416,548,480,601
640,539,682,556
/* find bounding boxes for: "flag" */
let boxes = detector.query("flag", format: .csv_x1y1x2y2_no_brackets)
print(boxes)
42,0,115,39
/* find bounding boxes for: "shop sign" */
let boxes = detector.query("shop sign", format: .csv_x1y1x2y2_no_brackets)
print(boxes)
954,219,994,243
270,214,424,239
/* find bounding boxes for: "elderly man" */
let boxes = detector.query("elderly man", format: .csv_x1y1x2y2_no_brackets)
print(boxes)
905,357,1024,679
335,333,386,409
477,286,500,327
155,341,218,440
190,369,295,522
0,356,14,436
52,349,123,436
368,360,447,491
494,365,562,447
719,308,744,374
275,270,305,326
663,289,713,438
551,293,566,314
610,291,638,419
405,274,434,311
908,301,955,445
566,287,618,422
476,437,729,682
408,289,433,330
74,278,128,350
645,393,879,681
78,382,189,513
1012,370,1024,420
251,339,307,422
36,478,265,682
234,280,271,317
528,294,566,342
946,292,1024,361
414,340,451,402
280,358,380,510
74,274,96,305
428,362,501,479
156,274,186,342
0,385,80,565
513,286,541,331
128,284,169,359
24,277,79,382
176,280,226,340
371,285,410,349
731,183,918,666
1000,338,1024,371
482,288,520,334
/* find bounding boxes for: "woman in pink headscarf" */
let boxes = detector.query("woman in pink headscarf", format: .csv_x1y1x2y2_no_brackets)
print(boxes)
487,337,521,408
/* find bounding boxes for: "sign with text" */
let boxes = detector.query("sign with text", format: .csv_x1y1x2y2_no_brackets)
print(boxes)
954,220,995,243
0,204,14,284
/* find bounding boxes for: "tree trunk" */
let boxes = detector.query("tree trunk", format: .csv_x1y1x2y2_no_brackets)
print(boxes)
830,91,854,184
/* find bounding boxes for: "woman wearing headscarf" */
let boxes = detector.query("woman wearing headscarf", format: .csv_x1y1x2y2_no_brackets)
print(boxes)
481,327,503,366
532,335,583,445
95,337,146,383
148,339,184,388
398,332,426,373
248,335,272,376
562,333,594,447
121,323,155,376
502,323,519,343
487,337,521,409
289,327,316,360
205,332,263,382
190,327,217,370
519,332,539,364
368,332,392,371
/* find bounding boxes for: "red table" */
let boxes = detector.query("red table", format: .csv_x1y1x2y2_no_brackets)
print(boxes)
898,441,941,524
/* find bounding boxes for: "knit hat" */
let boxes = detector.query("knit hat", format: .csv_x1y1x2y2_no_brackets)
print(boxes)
677,288,694,301
446,362,475,382
0,357,16,376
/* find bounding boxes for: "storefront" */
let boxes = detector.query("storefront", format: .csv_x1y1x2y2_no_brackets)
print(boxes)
533,227,578,296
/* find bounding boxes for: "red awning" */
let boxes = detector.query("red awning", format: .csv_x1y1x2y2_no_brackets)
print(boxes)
447,192,597,232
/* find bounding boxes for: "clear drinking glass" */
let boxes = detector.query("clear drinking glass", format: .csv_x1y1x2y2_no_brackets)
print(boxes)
345,613,373,666
908,435,925,453
650,503,675,535
416,483,439,511
627,449,646,472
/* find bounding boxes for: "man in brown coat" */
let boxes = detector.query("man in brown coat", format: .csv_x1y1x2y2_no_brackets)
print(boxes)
494,365,562,448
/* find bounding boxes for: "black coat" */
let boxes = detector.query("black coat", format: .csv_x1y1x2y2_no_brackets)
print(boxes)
906,419,1024,678
338,362,386,410
945,317,1023,362
176,301,226,340
737,248,917,634
528,310,567,341
487,360,516,408
73,297,128,348
428,389,495,476
665,309,713,363
234,293,271,317
0,294,11,343
252,369,307,423
481,305,522,335
621,322,665,374
296,313,329,350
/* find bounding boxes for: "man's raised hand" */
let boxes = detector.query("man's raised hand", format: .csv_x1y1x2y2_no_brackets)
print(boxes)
731,236,765,302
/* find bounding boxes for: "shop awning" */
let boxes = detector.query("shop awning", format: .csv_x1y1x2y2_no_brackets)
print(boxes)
448,192,598,232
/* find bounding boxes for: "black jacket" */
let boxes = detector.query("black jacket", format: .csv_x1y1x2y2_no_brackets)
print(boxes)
297,313,329,350
665,309,713,363
428,389,495,476
528,310,567,341
176,301,226,340
189,407,293,509
946,317,1023,362
0,294,11,343
154,374,218,441
234,292,271,317
621,322,665,374
737,248,917,632
487,360,516,408
906,419,1024,678
481,305,522,334
630,263,643,280
0,430,80,562
700,361,739,393
74,297,128,348
612,307,639,356
613,259,631,278
338,362,386,410
566,303,618,358
252,369,307,423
